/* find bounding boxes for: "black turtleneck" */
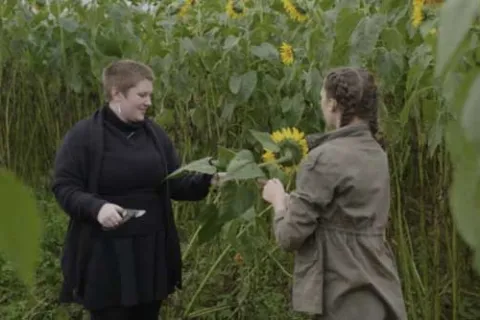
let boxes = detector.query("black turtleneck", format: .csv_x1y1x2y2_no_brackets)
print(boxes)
97,106,167,236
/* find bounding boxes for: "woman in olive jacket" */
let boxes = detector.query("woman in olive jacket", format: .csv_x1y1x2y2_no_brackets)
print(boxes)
262,67,407,320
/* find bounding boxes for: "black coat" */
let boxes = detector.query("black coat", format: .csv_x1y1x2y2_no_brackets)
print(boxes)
52,108,212,304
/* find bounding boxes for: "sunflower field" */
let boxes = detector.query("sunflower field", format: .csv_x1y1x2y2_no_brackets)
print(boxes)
1,0,480,319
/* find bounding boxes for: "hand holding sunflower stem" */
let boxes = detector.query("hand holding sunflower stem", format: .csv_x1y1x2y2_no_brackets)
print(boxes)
262,178,287,211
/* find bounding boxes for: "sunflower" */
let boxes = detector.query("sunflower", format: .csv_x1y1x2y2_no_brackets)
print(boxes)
262,127,308,173
280,42,294,65
226,0,245,18
412,0,424,28
178,0,195,17
282,0,307,23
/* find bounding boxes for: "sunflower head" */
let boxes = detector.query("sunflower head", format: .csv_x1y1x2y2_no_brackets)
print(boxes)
226,0,245,18
412,0,424,28
280,42,294,65
176,0,195,17
262,127,308,173
282,0,307,22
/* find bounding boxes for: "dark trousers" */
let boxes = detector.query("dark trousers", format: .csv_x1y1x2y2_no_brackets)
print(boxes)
90,300,161,320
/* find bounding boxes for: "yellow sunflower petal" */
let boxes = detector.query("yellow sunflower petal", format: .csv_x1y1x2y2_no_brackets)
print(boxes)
282,0,307,22
280,42,294,65
262,151,276,163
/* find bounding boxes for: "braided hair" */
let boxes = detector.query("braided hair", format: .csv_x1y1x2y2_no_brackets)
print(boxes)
323,67,386,149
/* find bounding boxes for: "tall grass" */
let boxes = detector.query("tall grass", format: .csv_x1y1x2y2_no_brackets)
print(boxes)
1,0,479,319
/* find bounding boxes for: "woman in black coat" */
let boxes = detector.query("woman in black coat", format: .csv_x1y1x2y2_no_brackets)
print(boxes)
52,59,222,320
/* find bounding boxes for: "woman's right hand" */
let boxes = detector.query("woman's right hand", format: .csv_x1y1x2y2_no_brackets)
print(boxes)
97,203,124,229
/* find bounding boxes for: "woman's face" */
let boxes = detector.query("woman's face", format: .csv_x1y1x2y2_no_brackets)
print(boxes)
320,86,338,130
111,79,153,122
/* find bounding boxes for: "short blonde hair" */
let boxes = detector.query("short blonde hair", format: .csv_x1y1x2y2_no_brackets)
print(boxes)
102,59,155,100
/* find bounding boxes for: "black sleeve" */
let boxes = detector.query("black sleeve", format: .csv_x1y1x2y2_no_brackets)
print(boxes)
160,127,213,201
51,123,107,223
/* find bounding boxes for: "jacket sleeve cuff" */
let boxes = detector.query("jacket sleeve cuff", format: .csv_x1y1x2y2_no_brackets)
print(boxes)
87,198,108,222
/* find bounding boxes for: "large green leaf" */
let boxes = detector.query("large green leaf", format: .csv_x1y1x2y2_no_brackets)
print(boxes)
237,71,258,103
229,74,241,94
197,204,223,244
350,14,387,58
0,169,42,286
330,7,363,66
166,157,217,179
305,67,322,105
446,73,480,273
226,150,265,180
461,75,480,148
406,44,433,93
435,0,480,76
380,27,406,54
216,146,237,171
197,182,256,243
218,182,256,223
249,129,280,152
375,48,405,92
446,120,480,272
251,42,279,61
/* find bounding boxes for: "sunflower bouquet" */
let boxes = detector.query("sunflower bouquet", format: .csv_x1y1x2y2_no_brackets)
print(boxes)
166,126,310,242
168,126,309,185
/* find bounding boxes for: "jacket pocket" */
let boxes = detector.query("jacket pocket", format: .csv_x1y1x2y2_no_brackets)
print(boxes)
292,234,324,315
295,234,318,262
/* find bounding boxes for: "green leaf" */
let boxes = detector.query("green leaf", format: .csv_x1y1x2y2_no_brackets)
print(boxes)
305,67,322,105
190,107,208,130
461,75,480,149
446,120,480,266
221,99,236,121
406,44,433,93
226,150,265,180
180,37,196,54
166,157,216,179
249,129,280,152
284,93,306,127
435,0,480,76
197,183,256,243
330,8,363,66
218,182,256,223
251,42,279,61
197,205,222,243
375,49,405,92
229,74,241,94
237,71,258,103
223,36,240,51
350,14,387,57
59,17,79,33
380,27,406,54
264,163,288,185
0,169,42,286
154,108,175,128
217,146,237,171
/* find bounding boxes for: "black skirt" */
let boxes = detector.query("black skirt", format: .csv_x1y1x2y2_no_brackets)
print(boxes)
82,231,170,311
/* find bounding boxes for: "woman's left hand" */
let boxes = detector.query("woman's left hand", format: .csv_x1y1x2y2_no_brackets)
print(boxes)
211,172,227,187
262,178,286,207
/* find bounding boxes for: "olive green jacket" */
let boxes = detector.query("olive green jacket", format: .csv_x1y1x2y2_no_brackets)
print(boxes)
273,123,407,319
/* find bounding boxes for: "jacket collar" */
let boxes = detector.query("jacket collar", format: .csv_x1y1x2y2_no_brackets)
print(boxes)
306,122,370,150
